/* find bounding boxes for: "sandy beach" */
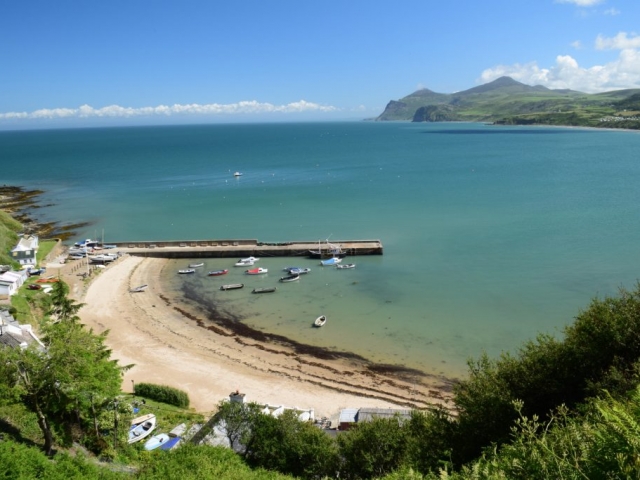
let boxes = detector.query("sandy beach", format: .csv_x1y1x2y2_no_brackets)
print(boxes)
60,254,454,420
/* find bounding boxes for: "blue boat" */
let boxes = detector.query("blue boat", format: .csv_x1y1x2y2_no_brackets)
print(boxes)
160,436,182,451
320,257,342,266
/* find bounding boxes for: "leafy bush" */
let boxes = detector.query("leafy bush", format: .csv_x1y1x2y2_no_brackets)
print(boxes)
134,383,190,408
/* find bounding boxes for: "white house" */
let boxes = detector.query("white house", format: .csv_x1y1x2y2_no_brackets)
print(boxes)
0,270,28,298
11,234,39,267
0,309,45,350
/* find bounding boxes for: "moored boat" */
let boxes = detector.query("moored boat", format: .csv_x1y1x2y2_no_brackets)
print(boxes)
336,263,356,269
178,269,196,274
320,257,342,266
220,283,244,290
279,274,300,283
208,269,229,276
188,262,204,268
313,315,327,328
252,287,277,294
245,267,268,275
241,256,259,263
288,267,311,275
235,259,254,267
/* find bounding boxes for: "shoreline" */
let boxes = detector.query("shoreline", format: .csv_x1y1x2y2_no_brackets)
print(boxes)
68,255,455,418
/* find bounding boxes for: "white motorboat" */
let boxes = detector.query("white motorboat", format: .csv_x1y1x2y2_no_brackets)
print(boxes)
336,263,356,269
313,315,327,328
235,259,254,267
178,269,196,274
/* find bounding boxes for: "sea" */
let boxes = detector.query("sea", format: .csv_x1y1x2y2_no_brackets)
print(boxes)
2,121,640,379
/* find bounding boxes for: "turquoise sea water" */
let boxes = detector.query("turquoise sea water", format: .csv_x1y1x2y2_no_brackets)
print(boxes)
2,122,640,377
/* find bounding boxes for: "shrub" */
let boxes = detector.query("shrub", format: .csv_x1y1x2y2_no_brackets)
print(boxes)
133,383,190,408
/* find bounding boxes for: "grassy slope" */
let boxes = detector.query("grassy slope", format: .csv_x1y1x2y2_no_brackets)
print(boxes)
0,210,22,266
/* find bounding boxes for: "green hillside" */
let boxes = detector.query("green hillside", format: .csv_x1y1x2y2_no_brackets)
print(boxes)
376,76,640,129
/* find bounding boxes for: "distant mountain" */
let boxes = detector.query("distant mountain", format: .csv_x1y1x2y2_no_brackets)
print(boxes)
376,77,640,129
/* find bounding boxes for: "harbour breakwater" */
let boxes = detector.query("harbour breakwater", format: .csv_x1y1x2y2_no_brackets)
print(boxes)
109,239,383,259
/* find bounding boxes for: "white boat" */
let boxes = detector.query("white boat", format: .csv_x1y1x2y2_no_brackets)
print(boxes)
128,415,157,444
144,433,171,451
234,171,243,176
288,267,311,275
234,259,254,267
130,284,148,293
241,256,259,263
309,240,346,259
279,274,300,283
320,257,342,266
130,413,155,426
178,269,196,274
188,262,204,268
336,263,356,269
313,315,327,328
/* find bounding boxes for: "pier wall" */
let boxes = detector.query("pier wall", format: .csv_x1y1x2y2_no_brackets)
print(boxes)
108,239,383,259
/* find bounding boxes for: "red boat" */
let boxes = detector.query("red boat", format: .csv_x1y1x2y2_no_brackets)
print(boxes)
208,269,229,276
245,267,268,275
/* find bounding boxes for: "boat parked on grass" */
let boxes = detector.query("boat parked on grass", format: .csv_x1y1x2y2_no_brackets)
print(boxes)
245,267,268,275
252,287,277,294
313,315,327,328
128,415,156,444
159,436,181,451
144,433,171,451
336,263,356,269
220,283,244,291
279,274,300,283
208,269,229,276
178,269,196,274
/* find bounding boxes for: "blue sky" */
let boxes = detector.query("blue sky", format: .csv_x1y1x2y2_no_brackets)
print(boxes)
1,0,639,129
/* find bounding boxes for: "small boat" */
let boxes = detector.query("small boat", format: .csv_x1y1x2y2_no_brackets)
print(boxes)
188,263,204,268
144,433,171,451
169,423,187,437
130,284,148,292
279,274,300,283
234,171,243,177
128,415,156,444
220,283,244,290
282,266,300,272
241,256,259,262
313,315,327,328
178,269,196,274
208,269,229,276
130,413,155,426
288,267,311,275
235,259,254,267
336,263,356,269
309,240,346,259
252,287,277,294
320,257,342,266
245,267,268,275
159,436,182,451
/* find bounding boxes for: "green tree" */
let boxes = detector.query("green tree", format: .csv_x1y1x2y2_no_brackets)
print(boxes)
244,410,339,479
212,400,262,450
406,408,455,474
337,415,409,479
0,284,126,455
48,280,84,323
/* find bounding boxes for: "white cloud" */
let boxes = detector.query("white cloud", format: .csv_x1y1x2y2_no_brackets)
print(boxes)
479,33,640,93
555,0,603,6
571,40,583,49
595,32,640,50
0,100,338,121
604,8,620,15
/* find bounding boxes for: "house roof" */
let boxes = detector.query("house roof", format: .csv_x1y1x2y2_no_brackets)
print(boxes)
13,235,38,252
